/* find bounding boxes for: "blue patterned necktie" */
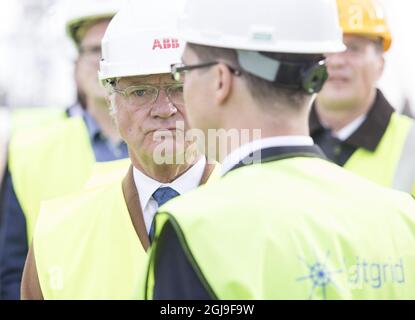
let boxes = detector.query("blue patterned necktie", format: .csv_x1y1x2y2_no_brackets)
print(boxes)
149,187,180,242
152,187,180,208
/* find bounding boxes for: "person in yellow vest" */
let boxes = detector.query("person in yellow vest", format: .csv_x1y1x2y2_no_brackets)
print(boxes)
310,0,415,196
144,0,415,300
0,0,129,300
21,0,218,300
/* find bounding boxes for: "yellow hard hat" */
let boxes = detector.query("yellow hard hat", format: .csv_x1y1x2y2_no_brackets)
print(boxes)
336,0,392,51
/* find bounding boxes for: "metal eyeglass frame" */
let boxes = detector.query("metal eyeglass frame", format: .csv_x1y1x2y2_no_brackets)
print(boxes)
171,62,241,82
111,83,184,107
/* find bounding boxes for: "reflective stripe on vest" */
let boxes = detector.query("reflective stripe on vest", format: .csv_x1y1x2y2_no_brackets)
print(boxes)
147,157,415,299
392,123,415,193
8,117,95,243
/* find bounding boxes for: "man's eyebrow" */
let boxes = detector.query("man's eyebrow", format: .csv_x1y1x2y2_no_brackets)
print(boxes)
120,76,155,85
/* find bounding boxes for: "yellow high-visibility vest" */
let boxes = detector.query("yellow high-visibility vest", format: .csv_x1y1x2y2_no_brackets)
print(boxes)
343,113,415,196
8,117,95,242
11,107,67,134
146,156,415,299
35,179,145,300
34,163,220,299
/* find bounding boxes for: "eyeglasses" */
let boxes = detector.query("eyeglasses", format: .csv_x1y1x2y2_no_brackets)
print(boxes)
171,62,241,82
112,83,184,107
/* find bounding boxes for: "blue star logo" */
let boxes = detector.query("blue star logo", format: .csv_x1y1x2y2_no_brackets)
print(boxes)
296,251,343,300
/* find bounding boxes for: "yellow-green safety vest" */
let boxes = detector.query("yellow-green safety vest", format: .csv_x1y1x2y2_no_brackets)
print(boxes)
35,179,144,300
344,113,415,196
146,157,415,299
9,117,94,242
2,107,66,186
11,107,67,135
34,163,221,299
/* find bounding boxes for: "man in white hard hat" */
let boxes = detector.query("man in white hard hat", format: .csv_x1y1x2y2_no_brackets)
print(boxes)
144,0,415,299
0,0,128,300
21,0,218,300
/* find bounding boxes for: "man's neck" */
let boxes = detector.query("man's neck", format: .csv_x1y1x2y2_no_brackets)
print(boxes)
315,90,376,132
217,117,310,163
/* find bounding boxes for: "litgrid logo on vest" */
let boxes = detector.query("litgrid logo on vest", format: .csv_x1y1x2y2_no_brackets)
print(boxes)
297,252,407,299
346,257,405,290
296,251,342,300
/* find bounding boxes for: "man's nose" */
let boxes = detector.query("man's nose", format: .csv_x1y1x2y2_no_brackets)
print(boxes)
150,89,177,119
325,52,347,69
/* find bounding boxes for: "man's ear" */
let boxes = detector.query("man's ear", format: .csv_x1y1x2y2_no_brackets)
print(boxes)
214,63,234,106
375,53,385,81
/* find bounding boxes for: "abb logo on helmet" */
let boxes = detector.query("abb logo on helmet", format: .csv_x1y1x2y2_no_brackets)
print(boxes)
152,38,180,50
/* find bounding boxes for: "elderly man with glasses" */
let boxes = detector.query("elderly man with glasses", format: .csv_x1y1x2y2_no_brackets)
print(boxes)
21,0,218,300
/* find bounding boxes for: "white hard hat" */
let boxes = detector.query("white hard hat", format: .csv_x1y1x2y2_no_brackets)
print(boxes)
177,0,345,94
178,0,345,54
66,0,127,46
99,0,186,81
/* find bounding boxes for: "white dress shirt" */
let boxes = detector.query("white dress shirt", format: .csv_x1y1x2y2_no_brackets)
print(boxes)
332,114,367,141
221,136,314,176
133,157,207,233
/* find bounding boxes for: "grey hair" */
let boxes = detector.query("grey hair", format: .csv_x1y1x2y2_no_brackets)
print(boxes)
102,78,118,118
108,93,118,118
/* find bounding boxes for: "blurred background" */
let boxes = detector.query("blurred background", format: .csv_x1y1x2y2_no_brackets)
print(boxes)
0,0,413,115
0,0,76,110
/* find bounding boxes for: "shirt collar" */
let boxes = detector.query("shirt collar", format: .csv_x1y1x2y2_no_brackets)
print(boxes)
133,157,207,212
310,89,395,151
333,114,367,141
221,136,314,176
66,103,85,118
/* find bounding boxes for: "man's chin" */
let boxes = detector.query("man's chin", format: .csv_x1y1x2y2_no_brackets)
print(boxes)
318,88,356,108
318,96,358,111
148,139,189,165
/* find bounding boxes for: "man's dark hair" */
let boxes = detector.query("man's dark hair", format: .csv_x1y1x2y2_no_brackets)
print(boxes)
187,43,324,111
